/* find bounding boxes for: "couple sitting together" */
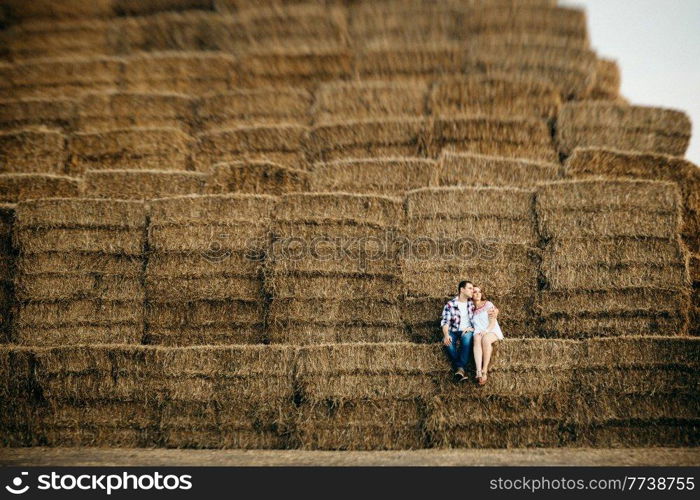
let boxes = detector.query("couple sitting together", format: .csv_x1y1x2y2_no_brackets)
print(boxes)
440,280,503,386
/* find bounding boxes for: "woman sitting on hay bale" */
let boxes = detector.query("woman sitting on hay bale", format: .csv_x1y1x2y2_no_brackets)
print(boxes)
472,286,504,386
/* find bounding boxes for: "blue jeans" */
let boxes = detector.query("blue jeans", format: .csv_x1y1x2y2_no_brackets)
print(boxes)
444,330,473,371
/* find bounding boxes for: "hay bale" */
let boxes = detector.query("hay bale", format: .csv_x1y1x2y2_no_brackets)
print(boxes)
149,220,268,254
0,128,66,174
14,324,143,346
2,0,114,21
147,276,263,301
1,56,120,99
430,115,557,163
591,58,621,99
556,102,692,156
311,158,437,195
429,74,562,120
84,170,206,200
77,92,195,132
239,47,353,88
583,336,700,367
542,262,688,292
146,252,263,278
15,274,144,301
268,272,402,300
275,192,402,226
69,128,193,173
15,300,142,327
149,193,275,224
564,147,700,252
544,316,688,339
197,87,312,130
313,80,429,123
15,198,146,229
207,161,310,195
0,97,77,132
0,174,81,203
268,297,402,326
356,43,465,80
307,118,428,163
146,300,263,327
122,51,237,95
145,326,264,346
195,124,308,171
113,0,215,16
16,227,145,255
18,253,142,276
437,151,559,188
573,419,699,447
268,325,409,345
428,418,567,448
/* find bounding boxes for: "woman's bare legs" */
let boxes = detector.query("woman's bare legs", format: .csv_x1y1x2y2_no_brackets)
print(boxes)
473,332,484,379
479,332,500,385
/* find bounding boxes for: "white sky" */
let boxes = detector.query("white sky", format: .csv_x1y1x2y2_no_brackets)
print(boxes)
559,0,700,164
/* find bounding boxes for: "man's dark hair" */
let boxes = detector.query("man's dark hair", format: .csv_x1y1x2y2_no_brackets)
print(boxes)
457,280,472,294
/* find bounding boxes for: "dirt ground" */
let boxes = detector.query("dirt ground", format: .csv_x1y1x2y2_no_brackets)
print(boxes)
1,448,698,466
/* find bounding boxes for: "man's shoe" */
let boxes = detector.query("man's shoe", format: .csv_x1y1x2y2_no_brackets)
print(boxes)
453,368,465,381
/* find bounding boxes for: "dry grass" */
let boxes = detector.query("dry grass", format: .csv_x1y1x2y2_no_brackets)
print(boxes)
15,198,146,229
0,97,77,132
556,102,692,156
591,58,621,99
274,192,403,226
0,174,80,203
84,170,206,200
207,161,310,195
0,128,66,174
356,43,465,80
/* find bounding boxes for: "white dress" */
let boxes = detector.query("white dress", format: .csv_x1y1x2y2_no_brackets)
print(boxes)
471,301,504,340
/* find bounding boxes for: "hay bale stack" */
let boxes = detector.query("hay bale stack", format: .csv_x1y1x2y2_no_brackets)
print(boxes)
30,344,295,448
266,193,407,344
426,339,583,447
430,115,558,163
0,98,77,133
1,18,110,61
429,75,562,121
1,0,114,22
197,88,312,130
145,194,275,345
239,47,353,88
0,346,36,445
0,128,67,174
294,343,442,449
77,92,195,132
313,80,429,123
0,57,120,99
240,4,348,49
356,43,465,81
0,205,15,343
84,170,206,200
436,151,560,188
572,337,700,446
403,186,540,341
307,118,428,163
68,127,193,174
121,52,237,95
0,174,81,203
591,58,621,100
556,102,692,157
113,0,215,16
311,158,438,195
536,179,690,338
206,161,310,195
195,125,308,171
564,147,700,253
12,199,146,345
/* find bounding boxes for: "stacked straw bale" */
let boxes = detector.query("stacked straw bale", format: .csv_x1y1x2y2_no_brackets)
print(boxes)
77,92,195,132
590,58,621,100
113,0,216,16
30,345,296,448
145,195,275,345
313,80,429,123
0,128,67,175
294,343,441,449
84,170,206,200
426,339,583,447
564,147,700,254
556,102,692,157
428,75,561,121
536,179,691,338
206,161,310,195
239,47,353,88
436,151,560,188
121,52,237,95
356,43,466,82
310,158,438,195
0,205,15,343
195,125,309,171
0,346,36,445
403,186,540,341
0,174,81,203
12,199,146,345
430,115,558,163
0,57,120,99
572,337,700,446
197,88,312,130
68,127,193,174
0,98,77,132
266,193,408,344
307,118,428,163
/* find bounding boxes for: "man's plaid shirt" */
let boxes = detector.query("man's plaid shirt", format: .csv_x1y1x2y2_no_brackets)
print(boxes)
440,296,474,333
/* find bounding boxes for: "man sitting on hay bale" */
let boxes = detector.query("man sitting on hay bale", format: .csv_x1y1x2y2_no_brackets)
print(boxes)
441,280,500,385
